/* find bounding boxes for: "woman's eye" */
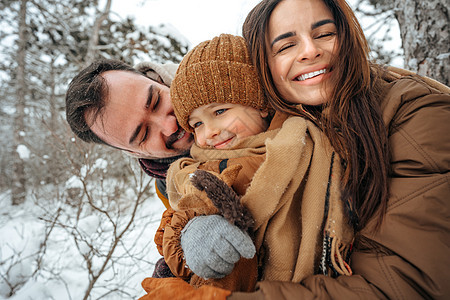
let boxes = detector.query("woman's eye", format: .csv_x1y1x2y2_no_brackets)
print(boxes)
215,108,227,115
276,44,294,54
316,32,336,39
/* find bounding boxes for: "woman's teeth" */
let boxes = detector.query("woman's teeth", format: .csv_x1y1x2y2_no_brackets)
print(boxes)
296,68,327,81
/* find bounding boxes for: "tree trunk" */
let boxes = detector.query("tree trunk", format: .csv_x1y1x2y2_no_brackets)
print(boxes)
12,0,27,205
49,58,57,132
394,0,449,85
84,0,112,67
48,59,60,185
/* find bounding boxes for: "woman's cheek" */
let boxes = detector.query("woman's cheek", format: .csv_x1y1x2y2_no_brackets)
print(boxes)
272,59,291,88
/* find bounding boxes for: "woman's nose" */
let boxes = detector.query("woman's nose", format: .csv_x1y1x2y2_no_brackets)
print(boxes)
297,38,322,62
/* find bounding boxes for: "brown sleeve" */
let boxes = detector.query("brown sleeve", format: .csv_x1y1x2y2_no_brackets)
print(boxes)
154,208,176,256
227,274,383,300
229,222,448,300
162,209,198,280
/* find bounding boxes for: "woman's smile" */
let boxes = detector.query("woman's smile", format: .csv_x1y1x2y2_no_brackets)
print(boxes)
294,68,328,82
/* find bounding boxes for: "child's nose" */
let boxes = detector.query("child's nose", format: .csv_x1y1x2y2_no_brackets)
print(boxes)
205,124,220,140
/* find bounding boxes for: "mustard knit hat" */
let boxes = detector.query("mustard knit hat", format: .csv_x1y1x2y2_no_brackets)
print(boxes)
170,34,267,132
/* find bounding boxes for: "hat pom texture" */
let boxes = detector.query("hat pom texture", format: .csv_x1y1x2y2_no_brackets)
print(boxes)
170,34,266,132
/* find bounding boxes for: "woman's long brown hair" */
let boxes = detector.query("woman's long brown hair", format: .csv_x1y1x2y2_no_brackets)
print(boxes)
243,0,390,231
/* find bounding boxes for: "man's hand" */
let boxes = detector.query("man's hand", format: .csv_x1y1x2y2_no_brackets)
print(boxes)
181,215,256,279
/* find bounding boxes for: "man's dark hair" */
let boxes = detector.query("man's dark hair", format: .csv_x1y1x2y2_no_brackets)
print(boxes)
65,59,143,144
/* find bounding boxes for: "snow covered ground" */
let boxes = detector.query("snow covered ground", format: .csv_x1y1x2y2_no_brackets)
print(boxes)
0,183,166,300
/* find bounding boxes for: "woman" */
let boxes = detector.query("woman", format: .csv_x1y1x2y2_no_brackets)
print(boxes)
139,0,450,299
236,0,449,298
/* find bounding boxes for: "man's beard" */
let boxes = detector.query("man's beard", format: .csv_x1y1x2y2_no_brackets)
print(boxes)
131,127,193,160
165,128,192,156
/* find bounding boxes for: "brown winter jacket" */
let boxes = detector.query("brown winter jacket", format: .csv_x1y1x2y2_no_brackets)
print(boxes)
228,70,450,299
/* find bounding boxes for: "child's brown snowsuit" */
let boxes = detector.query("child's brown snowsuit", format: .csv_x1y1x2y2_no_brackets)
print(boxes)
155,163,258,292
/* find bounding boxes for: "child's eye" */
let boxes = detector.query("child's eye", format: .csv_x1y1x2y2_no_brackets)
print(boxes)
191,121,203,128
215,108,227,115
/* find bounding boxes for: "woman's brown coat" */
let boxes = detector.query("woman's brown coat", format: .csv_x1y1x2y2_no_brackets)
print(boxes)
229,70,450,299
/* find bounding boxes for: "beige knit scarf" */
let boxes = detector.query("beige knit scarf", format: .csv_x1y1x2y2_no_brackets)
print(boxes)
239,116,354,282
175,115,354,282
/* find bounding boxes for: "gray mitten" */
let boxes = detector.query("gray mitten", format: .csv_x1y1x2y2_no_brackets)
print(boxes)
180,215,256,279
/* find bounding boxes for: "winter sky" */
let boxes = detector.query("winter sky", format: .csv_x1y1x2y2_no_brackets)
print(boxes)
111,0,265,47
110,0,403,66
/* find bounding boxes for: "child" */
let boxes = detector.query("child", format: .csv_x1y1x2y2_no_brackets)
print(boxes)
154,33,276,293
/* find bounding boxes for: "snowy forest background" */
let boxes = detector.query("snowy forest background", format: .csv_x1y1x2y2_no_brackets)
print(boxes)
0,0,448,299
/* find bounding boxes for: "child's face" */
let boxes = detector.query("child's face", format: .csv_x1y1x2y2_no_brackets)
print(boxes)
188,103,269,150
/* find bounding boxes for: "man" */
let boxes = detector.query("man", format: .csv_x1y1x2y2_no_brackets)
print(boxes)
65,59,194,207
65,59,259,298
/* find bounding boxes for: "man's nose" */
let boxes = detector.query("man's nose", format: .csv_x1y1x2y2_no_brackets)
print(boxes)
156,113,179,136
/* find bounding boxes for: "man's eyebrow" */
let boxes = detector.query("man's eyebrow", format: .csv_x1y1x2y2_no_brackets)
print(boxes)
311,19,335,30
271,31,295,48
128,85,153,145
145,85,154,108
